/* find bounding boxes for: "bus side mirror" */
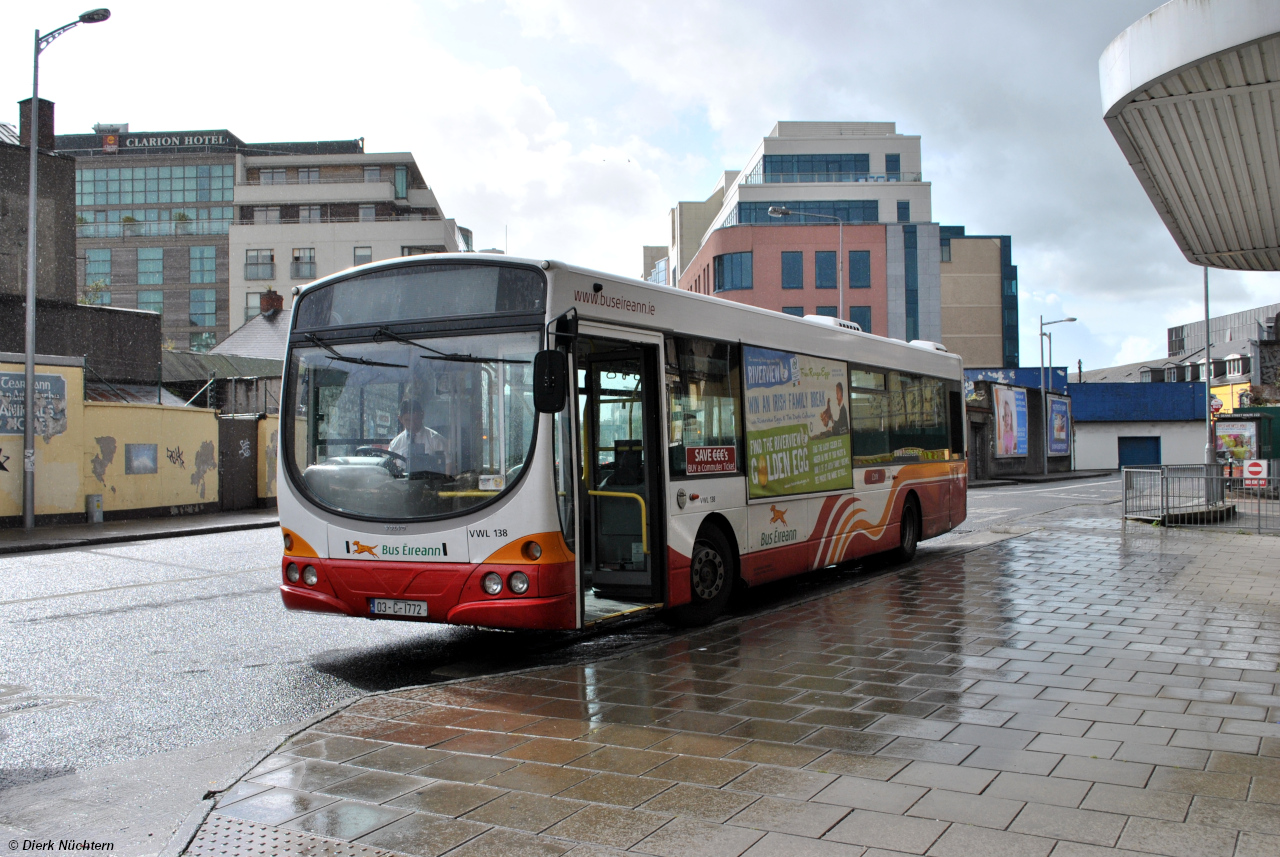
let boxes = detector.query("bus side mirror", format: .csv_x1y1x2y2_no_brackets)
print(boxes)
533,350,569,413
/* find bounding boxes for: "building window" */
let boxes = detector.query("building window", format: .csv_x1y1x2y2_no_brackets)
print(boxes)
189,289,216,327
253,206,280,224
904,225,919,341
85,248,111,286
354,246,373,266
394,165,408,199
897,201,910,223
647,257,668,285
189,332,217,353
739,200,878,225
75,164,234,206
291,248,316,279
260,168,287,185
849,306,872,334
885,154,901,180
137,247,164,285
137,289,163,315
245,292,261,323
849,250,871,289
815,306,837,317
782,306,804,317
1002,278,1017,296
190,246,217,283
713,251,752,291
84,289,111,306
298,167,320,184
760,153,870,182
1004,308,1018,327
298,205,321,223
364,166,381,183
940,239,951,263
245,249,275,280
815,251,836,289
359,204,376,222
781,251,803,289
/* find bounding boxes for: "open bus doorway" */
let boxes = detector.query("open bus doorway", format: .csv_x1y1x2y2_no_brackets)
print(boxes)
575,336,665,624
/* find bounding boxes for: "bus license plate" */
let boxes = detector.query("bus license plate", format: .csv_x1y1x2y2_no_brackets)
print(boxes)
370,598,428,619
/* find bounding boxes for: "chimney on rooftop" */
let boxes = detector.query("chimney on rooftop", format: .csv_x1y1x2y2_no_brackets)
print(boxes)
260,289,284,318
18,98,54,150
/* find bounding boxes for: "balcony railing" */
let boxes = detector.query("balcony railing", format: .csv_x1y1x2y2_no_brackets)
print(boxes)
290,261,317,279
76,220,231,238
241,175,427,189
245,262,276,280
741,171,923,185
237,213,444,225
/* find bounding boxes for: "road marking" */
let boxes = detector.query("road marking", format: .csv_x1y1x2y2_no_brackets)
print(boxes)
0,567,275,606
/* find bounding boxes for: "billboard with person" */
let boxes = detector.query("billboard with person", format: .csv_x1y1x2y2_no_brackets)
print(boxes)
743,346,853,498
1048,395,1072,457
992,384,1028,457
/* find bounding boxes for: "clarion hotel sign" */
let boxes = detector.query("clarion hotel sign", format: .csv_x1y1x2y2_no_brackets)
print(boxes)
101,131,235,153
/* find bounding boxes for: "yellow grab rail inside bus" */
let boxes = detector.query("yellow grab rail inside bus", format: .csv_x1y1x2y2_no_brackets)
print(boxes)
438,490,501,498
587,490,649,554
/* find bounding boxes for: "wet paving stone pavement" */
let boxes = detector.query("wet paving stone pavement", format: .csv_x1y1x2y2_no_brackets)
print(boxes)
190,514,1280,856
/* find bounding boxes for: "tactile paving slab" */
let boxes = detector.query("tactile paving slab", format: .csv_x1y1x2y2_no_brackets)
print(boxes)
187,813,399,857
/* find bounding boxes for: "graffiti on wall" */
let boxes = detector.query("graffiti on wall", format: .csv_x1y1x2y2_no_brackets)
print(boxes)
191,440,216,499
265,429,278,495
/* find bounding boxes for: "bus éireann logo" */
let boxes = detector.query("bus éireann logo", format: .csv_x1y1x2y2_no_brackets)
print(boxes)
350,540,378,556
770,505,788,525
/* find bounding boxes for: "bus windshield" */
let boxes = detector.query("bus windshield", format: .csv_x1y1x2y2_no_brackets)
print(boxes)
286,330,540,520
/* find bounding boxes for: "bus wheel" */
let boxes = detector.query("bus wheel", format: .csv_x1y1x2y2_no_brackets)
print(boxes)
892,496,920,563
668,528,734,627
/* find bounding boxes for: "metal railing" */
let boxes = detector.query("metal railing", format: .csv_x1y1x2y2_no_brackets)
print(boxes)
240,175,425,189
1122,464,1280,531
237,213,443,226
742,171,923,184
244,262,275,280
290,261,316,279
76,220,230,238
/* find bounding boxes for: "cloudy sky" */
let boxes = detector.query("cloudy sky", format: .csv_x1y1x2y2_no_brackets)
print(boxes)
5,0,1275,371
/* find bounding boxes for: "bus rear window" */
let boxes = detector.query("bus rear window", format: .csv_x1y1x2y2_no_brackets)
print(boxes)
295,263,545,330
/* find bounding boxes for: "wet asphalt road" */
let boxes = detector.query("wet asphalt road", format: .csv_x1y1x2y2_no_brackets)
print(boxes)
0,476,1120,790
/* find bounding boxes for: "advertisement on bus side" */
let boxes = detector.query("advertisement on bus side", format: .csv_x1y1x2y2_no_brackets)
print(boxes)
743,346,853,499
993,385,1028,458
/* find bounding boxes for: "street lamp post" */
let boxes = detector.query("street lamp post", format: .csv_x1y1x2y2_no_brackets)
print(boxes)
1039,315,1076,475
768,206,848,322
22,8,110,530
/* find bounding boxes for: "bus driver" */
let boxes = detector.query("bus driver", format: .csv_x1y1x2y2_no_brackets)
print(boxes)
389,399,448,474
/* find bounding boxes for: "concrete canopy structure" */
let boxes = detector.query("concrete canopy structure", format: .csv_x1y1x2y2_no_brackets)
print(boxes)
1101,0,1280,271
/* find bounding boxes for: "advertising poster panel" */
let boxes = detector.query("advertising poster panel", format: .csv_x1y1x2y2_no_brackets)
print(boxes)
1216,420,1258,461
0,372,69,440
992,384,1028,457
1048,395,1072,457
743,346,852,499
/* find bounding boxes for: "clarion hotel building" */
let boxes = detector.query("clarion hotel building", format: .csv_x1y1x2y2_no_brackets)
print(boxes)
56,124,469,351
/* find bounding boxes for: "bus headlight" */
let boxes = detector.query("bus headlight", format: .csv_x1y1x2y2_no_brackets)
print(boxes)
481,572,503,595
521,541,542,561
509,572,530,594
285,563,300,583
302,565,319,586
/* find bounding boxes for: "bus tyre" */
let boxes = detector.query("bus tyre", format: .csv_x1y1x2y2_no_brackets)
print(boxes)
892,496,920,563
669,529,734,627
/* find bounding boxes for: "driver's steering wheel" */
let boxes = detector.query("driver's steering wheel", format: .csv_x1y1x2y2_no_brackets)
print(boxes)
355,446,408,477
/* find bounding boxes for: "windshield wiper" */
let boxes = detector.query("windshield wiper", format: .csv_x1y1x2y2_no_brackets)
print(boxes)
374,326,530,365
303,333,407,368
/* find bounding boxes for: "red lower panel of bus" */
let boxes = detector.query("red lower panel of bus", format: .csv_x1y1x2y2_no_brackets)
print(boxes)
279,557,577,630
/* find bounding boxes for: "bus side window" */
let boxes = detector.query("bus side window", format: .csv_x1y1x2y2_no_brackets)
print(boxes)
848,364,890,467
665,336,742,478
888,372,950,461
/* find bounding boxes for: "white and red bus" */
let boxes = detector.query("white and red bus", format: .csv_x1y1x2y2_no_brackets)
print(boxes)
278,255,967,629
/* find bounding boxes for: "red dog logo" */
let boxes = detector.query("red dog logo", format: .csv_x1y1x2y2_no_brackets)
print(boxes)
769,505,788,525
351,540,378,556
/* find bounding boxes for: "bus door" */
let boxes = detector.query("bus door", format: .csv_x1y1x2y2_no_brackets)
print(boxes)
576,336,665,616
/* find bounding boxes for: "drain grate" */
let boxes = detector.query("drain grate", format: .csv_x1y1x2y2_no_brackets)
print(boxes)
187,814,398,857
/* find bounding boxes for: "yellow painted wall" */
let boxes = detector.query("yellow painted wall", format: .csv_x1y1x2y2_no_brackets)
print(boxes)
1210,383,1255,414
0,361,85,517
258,416,279,499
82,403,219,513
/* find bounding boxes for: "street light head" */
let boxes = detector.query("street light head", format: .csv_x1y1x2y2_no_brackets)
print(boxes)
767,206,791,217
79,8,111,23
1064,317,1077,323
